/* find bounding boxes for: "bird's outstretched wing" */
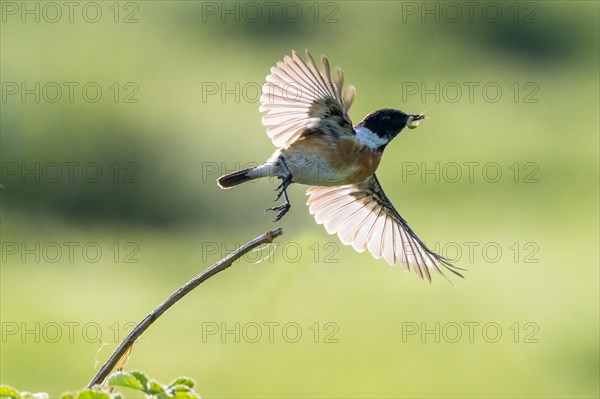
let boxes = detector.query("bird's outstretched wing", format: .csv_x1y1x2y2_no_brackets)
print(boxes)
259,50,356,149
306,175,464,281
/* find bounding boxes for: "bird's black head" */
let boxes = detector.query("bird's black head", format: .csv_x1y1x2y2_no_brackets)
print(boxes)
357,109,425,150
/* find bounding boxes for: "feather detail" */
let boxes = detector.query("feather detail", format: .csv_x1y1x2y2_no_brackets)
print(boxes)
259,50,356,149
306,175,465,281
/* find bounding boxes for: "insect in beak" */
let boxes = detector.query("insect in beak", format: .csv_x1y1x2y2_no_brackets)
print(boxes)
406,114,425,129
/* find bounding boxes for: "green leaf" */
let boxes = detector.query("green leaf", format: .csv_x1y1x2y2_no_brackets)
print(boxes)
145,380,165,396
75,389,110,399
168,378,195,389
106,371,149,391
60,393,75,399
0,386,20,399
171,388,201,399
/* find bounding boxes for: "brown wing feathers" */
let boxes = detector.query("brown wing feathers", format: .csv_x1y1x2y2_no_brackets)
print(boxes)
259,50,355,148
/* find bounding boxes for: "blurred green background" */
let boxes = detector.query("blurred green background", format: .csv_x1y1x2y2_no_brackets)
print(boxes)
1,1,598,397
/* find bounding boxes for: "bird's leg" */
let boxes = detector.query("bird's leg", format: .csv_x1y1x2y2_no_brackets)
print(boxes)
267,188,291,223
265,158,293,222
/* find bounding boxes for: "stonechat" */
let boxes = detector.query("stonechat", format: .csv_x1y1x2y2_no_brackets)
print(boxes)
217,50,463,281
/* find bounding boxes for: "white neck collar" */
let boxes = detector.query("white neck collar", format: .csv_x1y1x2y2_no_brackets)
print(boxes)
355,126,387,150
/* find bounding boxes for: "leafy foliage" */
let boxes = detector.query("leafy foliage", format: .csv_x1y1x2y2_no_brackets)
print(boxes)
0,371,200,399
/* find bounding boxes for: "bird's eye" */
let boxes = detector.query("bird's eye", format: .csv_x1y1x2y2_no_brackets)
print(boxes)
382,115,390,121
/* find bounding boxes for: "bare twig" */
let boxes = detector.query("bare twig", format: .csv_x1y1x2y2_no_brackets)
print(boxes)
88,228,283,387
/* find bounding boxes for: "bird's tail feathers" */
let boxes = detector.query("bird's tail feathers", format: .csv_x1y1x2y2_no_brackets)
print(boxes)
217,168,255,189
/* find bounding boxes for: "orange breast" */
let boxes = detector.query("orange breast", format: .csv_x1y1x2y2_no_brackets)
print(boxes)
284,133,381,185
332,139,382,183
307,135,381,183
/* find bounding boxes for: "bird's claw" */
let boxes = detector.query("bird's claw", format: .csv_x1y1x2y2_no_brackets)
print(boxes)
265,203,291,222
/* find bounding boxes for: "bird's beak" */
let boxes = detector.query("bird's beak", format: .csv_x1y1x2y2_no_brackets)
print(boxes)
406,114,425,129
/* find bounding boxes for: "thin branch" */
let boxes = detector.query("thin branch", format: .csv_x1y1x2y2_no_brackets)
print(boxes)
88,228,283,387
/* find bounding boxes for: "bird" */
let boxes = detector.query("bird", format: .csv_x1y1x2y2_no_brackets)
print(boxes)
217,50,463,281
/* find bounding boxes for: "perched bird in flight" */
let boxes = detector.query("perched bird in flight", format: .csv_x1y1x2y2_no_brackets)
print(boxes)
217,50,463,281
